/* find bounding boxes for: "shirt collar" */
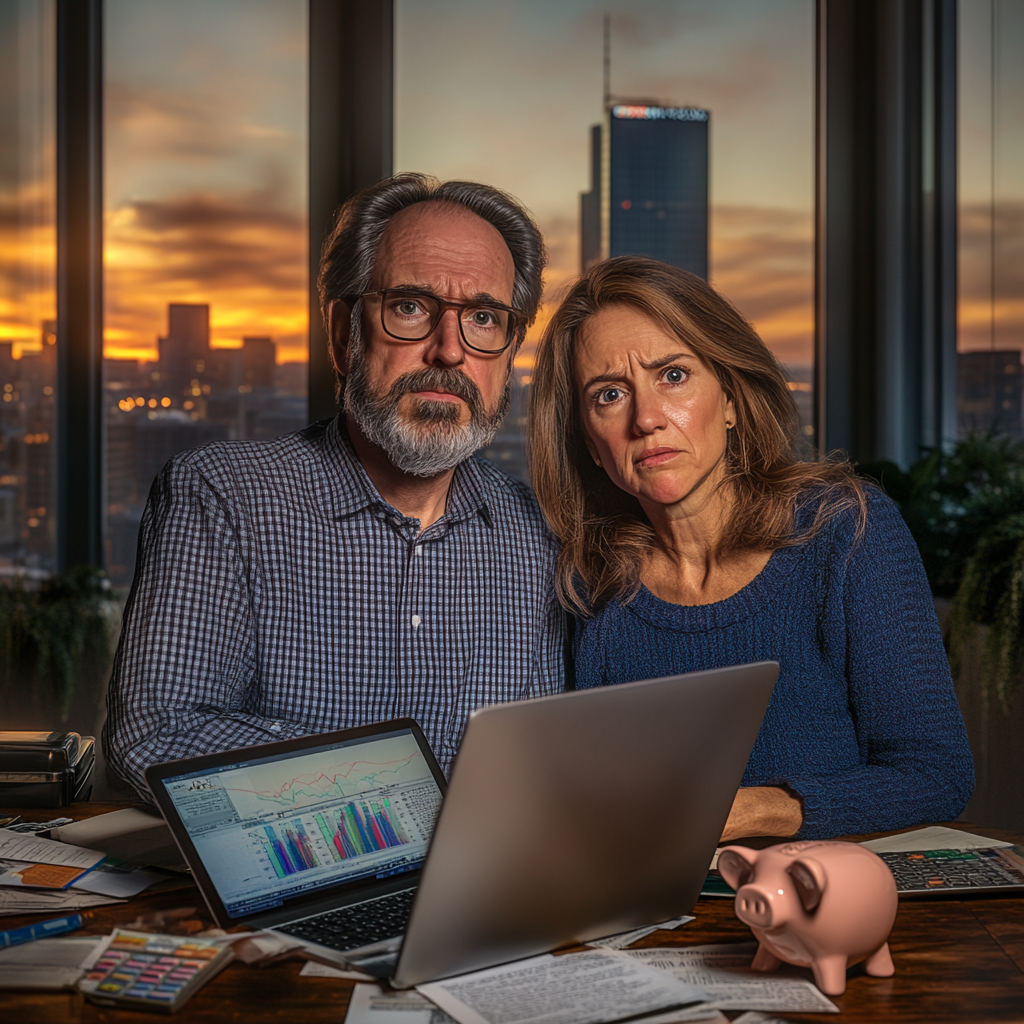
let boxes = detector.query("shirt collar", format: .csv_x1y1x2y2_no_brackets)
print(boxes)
318,415,494,528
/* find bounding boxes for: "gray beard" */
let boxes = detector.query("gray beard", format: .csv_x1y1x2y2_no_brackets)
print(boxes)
343,311,511,477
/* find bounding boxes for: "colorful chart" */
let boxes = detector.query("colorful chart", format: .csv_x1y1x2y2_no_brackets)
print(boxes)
258,820,321,877
314,797,410,861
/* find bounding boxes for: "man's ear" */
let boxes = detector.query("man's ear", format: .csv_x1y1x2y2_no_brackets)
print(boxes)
326,299,352,376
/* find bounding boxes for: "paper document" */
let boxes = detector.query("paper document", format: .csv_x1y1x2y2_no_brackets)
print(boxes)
344,983,459,1024
417,948,710,1024
0,860,90,889
860,826,1011,854
0,829,105,869
732,1014,799,1024
300,961,377,981
0,935,102,990
50,808,180,868
0,886,124,915
587,915,695,949
624,945,838,1014
69,863,166,898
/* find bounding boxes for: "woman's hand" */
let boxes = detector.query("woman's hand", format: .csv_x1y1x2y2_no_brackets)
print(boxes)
721,786,803,842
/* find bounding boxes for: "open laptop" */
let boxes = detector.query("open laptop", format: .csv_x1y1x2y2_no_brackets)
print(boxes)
146,661,778,988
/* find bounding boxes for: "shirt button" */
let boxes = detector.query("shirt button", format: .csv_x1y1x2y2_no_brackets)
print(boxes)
415,546,423,557
411,614,422,627
376,512,385,519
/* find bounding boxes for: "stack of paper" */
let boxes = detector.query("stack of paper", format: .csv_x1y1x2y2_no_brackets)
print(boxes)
402,943,837,1024
0,935,104,989
0,827,163,913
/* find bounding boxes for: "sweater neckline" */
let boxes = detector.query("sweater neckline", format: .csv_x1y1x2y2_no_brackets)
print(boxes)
624,543,799,632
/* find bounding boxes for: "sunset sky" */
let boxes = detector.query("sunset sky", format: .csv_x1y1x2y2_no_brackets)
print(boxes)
1,0,1020,369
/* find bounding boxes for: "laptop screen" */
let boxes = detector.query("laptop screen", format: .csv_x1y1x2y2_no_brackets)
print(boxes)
157,726,443,919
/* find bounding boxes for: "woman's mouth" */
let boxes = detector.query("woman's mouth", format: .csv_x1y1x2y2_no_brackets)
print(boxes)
635,447,679,468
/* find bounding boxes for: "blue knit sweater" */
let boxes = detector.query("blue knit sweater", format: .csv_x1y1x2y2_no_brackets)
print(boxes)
574,487,975,839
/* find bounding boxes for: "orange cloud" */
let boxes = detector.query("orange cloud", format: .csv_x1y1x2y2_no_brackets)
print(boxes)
104,183,308,361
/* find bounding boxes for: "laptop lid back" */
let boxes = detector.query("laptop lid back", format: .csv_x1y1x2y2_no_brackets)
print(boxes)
145,720,446,931
392,662,778,988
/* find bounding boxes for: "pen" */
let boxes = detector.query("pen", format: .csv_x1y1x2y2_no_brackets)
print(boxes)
0,912,86,949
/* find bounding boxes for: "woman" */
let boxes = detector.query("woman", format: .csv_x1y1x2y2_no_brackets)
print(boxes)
529,256,973,841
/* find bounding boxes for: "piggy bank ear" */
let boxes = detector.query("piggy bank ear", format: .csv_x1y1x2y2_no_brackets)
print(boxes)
788,857,827,912
717,846,758,889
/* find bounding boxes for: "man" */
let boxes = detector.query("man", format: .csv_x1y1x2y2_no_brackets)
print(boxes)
105,174,567,798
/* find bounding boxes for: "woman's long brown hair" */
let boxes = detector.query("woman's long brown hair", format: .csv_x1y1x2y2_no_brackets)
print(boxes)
528,256,866,616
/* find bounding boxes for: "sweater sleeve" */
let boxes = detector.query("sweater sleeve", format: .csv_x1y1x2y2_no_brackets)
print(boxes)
772,490,975,839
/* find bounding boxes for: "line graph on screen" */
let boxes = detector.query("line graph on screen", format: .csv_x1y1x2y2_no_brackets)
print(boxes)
220,736,431,817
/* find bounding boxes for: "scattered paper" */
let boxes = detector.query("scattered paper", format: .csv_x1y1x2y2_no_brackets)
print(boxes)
0,935,103,990
300,961,377,980
626,1010,727,1024
200,929,308,964
860,826,1011,854
345,982,459,1024
417,948,710,1024
70,863,166,898
50,808,182,868
0,830,105,870
587,915,695,949
0,886,124,915
732,1014,798,1024
0,861,90,889
624,944,838,1013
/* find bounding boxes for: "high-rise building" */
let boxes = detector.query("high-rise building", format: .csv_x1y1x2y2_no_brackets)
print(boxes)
242,336,276,389
957,350,1023,439
581,104,709,277
158,303,210,400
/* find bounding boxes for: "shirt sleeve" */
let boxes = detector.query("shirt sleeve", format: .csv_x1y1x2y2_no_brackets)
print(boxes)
773,490,975,839
103,454,307,801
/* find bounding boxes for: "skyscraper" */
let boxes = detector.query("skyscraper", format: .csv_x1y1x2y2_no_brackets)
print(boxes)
581,104,709,277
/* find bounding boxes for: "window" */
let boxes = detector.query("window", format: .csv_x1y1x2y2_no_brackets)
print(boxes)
0,0,57,576
957,0,1024,439
103,0,309,585
395,0,816,478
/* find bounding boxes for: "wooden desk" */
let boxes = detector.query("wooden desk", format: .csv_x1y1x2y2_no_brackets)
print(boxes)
2,804,1023,1023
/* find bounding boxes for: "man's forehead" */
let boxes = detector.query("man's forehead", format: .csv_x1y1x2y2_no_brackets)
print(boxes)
371,202,515,297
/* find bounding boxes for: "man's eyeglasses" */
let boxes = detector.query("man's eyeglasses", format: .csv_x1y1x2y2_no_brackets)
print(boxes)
352,289,523,354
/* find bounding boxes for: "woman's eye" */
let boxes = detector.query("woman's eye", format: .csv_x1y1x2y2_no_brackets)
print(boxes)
664,367,688,384
596,387,622,405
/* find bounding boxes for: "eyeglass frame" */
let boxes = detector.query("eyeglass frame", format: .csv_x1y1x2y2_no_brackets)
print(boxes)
347,288,525,355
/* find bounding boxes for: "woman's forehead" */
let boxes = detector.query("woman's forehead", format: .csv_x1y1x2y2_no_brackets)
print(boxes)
575,305,702,377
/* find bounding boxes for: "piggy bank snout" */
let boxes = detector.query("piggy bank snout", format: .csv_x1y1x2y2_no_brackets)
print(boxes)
735,884,779,928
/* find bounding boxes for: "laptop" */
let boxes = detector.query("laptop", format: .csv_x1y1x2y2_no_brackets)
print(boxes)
146,661,778,988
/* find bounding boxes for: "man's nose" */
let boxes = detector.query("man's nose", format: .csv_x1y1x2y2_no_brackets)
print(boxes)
423,308,466,367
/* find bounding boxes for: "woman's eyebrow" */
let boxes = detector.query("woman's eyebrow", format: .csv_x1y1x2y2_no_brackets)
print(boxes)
581,352,695,391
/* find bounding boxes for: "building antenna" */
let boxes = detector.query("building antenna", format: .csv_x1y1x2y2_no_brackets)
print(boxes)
603,13,611,110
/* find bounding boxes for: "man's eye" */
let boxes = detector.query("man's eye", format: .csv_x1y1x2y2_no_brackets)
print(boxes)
396,300,425,316
664,367,688,384
596,387,622,405
467,308,500,328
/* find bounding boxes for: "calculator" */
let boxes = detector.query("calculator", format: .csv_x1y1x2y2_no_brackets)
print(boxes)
78,929,233,1012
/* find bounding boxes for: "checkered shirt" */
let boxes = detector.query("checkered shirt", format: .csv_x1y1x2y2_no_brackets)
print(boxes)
104,416,567,798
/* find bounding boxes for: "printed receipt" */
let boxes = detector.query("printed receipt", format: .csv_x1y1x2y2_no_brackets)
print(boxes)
624,944,838,1013
417,948,710,1024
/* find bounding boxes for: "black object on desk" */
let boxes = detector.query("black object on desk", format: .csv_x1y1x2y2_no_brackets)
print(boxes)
0,730,95,807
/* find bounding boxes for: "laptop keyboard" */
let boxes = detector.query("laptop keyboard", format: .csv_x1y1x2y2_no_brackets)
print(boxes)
879,849,1024,892
276,888,417,952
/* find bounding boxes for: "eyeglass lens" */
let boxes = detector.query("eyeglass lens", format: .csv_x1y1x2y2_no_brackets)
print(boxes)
381,292,511,352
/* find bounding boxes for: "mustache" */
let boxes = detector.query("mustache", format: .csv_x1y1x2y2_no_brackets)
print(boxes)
385,367,484,413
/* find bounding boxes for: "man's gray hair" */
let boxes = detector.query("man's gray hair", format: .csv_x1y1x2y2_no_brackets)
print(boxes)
317,173,547,348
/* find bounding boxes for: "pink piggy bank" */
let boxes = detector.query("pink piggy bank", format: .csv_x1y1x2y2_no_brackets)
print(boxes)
717,840,897,996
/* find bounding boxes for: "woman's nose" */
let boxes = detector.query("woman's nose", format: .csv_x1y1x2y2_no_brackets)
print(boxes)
631,387,668,436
